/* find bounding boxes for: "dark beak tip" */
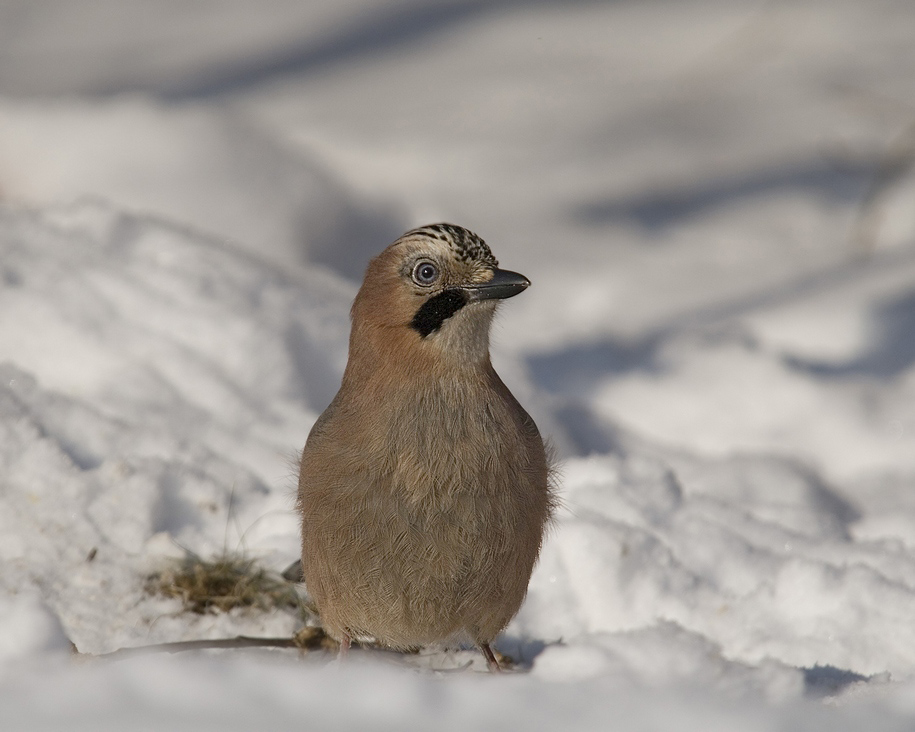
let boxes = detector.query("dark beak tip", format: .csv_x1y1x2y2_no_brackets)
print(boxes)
498,269,531,297
463,267,531,302
495,268,530,285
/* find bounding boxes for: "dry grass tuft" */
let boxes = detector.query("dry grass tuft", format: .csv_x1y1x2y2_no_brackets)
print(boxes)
147,552,309,616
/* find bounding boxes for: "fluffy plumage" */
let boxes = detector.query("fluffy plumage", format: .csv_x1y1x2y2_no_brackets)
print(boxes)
297,223,553,671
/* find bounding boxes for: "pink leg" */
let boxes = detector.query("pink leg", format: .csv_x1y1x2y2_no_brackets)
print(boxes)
479,642,502,673
338,633,351,661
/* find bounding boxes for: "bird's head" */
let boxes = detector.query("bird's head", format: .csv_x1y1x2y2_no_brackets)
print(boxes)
350,223,529,365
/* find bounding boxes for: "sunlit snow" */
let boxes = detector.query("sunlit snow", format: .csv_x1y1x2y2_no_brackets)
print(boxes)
1,1,915,729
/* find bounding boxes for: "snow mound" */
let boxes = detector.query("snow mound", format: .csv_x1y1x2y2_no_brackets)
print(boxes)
521,451,915,679
0,592,70,671
0,200,353,653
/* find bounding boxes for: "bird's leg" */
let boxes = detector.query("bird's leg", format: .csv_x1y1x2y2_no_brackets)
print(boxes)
338,633,351,662
479,642,502,673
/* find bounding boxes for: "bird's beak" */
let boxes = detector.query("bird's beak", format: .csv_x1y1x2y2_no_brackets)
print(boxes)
464,268,531,302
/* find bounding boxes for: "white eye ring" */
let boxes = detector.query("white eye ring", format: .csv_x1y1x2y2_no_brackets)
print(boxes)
412,260,439,286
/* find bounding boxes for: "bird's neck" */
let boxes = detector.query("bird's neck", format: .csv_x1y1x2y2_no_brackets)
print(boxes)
342,317,494,394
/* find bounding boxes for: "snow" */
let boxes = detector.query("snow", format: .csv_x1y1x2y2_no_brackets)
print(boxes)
1,0,915,728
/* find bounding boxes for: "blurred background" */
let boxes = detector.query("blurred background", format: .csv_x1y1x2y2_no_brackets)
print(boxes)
1,0,914,489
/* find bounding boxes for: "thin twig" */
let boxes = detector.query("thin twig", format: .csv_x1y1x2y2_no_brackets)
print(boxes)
75,626,337,661
76,636,302,661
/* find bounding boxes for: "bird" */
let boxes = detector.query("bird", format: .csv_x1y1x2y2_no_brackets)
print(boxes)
297,223,553,672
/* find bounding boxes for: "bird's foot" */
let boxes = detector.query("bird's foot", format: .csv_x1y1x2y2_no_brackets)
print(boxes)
479,642,502,673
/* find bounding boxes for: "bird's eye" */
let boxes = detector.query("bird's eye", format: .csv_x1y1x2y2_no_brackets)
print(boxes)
412,261,439,286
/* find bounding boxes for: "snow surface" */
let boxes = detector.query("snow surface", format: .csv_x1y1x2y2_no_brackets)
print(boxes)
2,0,915,729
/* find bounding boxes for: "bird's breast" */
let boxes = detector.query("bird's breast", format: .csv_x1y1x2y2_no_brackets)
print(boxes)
372,378,531,497
302,366,548,536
